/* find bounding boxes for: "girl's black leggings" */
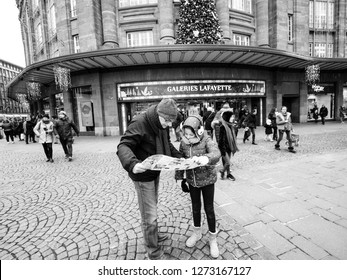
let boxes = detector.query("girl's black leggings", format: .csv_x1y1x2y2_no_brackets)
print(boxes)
189,183,216,233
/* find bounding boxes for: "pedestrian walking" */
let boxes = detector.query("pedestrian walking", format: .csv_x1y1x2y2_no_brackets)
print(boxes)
33,114,54,163
242,108,257,145
54,111,80,161
175,115,221,258
339,106,345,124
319,104,328,125
1,118,15,144
275,106,296,153
311,104,319,123
117,98,183,260
264,119,273,141
211,102,230,143
218,109,238,181
268,107,278,141
203,106,216,139
24,115,37,144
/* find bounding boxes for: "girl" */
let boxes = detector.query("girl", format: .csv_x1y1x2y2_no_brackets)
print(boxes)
175,115,221,258
264,119,273,141
33,114,54,162
218,109,239,181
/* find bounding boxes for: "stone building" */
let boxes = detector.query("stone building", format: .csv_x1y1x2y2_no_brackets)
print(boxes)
0,59,27,116
6,0,347,136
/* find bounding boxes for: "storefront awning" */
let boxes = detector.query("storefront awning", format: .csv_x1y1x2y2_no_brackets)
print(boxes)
6,44,347,96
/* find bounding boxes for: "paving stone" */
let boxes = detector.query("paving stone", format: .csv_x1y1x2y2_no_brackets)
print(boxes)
290,235,329,259
245,222,295,256
287,214,347,259
278,248,313,260
263,201,312,223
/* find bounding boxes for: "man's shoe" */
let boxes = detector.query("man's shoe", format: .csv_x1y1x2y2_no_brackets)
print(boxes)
68,157,72,161
227,174,235,181
50,159,54,163
275,147,280,150
289,150,296,153
65,155,69,159
158,234,169,243
252,142,257,145
46,159,50,162
219,170,225,179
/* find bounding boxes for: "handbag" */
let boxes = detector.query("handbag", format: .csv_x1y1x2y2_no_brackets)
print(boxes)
181,179,190,193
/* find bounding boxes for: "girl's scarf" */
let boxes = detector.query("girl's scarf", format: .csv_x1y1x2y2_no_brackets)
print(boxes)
145,105,172,156
221,119,239,155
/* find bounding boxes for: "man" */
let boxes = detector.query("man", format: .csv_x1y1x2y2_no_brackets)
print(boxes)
203,106,215,139
275,106,296,153
117,98,182,260
319,104,328,125
54,111,79,161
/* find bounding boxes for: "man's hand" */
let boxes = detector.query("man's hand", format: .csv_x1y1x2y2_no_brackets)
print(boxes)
132,163,148,174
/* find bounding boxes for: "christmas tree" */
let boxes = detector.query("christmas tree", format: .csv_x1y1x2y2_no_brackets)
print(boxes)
176,0,224,44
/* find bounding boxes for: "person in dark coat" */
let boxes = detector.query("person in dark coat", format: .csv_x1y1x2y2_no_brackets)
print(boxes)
319,104,328,125
24,116,37,144
311,104,319,123
242,108,257,145
203,107,216,139
54,111,79,161
1,118,15,143
171,108,184,142
218,109,238,181
117,98,182,260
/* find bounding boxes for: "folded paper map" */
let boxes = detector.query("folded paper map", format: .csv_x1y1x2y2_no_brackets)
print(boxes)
142,155,205,171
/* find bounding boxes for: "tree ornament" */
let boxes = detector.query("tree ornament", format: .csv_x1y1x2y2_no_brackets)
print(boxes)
53,65,72,92
193,30,200,37
305,65,320,86
26,82,41,101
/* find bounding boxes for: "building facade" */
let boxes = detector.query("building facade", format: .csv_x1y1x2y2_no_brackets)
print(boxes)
8,0,347,136
0,59,28,116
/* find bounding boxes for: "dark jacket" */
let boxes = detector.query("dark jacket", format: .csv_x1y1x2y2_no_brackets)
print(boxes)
268,112,277,128
54,118,79,140
319,106,328,118
243,113,257,129
1,120,13,132
117,105,182,182
203,111,215,131
175,133,220,188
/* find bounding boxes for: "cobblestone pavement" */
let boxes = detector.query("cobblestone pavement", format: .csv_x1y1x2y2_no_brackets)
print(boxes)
0,122,346,260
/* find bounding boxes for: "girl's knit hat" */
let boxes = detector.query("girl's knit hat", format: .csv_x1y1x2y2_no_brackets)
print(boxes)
181,115,204,144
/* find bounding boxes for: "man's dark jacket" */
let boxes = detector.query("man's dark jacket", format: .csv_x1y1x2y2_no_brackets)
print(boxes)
117,105,182,182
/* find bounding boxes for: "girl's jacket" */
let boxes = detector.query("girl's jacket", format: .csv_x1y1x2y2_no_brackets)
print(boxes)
175,133,221,188
33,121,54,144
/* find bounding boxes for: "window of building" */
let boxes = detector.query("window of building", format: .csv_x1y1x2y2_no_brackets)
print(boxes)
36,22,43,48
288,14,293,42
309,0,335,29
327,43,333,58
119,0,158,8
314,43,326,57
127,30,153,47
233,33,250,46
47,1,56,38
229,0,252,14
70,0,77,17
73,35,80,53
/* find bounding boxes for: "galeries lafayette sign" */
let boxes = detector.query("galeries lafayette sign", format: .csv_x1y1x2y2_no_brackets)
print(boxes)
118,80,265,101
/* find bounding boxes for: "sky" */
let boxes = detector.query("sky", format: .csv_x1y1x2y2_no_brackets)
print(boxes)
0,1,26,67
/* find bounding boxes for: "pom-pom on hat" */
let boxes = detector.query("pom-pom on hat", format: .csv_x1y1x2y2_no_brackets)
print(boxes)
157,98,178,121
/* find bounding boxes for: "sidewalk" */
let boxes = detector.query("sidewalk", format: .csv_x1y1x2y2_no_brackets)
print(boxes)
0,121,346,260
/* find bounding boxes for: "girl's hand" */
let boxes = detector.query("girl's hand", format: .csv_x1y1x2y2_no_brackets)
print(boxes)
192,156,209,165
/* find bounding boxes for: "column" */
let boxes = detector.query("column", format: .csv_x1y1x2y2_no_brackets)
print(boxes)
216,0,230,43
256,0,269,47
158,0,175,44
101,0,119,48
